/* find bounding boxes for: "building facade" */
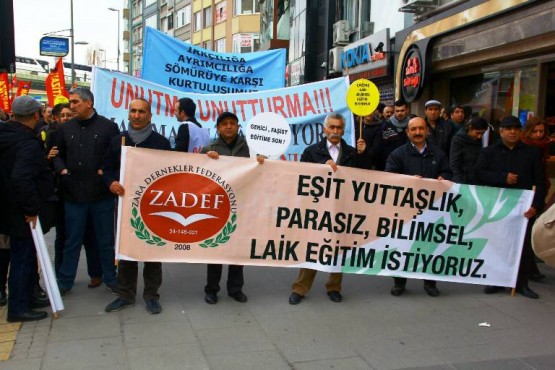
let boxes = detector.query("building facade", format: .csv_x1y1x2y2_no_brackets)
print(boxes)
124,0,262,77
395,0,555,128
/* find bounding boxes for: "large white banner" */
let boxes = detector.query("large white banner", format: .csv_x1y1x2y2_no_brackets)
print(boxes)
117,148,534,287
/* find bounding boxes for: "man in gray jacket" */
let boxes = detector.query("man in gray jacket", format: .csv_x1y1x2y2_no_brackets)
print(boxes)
201,111,250,305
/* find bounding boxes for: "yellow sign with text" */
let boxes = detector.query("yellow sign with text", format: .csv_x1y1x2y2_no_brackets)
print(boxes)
346,78,380,116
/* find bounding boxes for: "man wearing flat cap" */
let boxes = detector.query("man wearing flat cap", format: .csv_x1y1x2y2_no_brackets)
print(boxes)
423,99,454,157
475,115,546,299
200,111,252,305
0,96,56,322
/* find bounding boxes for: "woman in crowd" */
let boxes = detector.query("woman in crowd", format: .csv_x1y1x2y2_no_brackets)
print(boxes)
521,116,552,281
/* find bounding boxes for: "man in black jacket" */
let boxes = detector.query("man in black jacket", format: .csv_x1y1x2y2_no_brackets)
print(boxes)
475,115,546,299
104,98,171,314
424,99,454,157
53,87,120,295
385,117,452,297
46,103,102,287
0,96,55,322
289,112,367,305
376,99,410,170
355,113,382,170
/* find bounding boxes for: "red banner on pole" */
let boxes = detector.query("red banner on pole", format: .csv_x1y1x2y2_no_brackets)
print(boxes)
0,73,11,112
45,58,69,106
16,80,31,97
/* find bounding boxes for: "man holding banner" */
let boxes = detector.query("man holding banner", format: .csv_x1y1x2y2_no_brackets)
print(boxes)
201,111,259,304
475,115,546,299
0,96,55,322
104,98,171,314
385,117,452,297
289,112,368,305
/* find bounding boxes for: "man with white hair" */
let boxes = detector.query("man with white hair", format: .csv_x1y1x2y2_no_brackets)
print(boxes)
288,112,368,305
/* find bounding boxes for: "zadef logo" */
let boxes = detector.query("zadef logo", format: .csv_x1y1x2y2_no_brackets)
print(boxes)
131,172,236,247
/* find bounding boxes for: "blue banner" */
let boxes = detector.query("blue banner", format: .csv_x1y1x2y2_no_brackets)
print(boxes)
141,27,286,94
92,68,353,161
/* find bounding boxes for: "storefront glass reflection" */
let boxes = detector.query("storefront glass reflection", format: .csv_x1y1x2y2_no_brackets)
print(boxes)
450,66,538,128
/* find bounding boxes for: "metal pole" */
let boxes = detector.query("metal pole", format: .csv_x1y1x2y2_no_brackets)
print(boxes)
117,9,120,72
70,0,75,87
109,7,120,72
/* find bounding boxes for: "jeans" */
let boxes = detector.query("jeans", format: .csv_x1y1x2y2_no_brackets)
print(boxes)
58,198,116,290
8,237,36,316
54,200,102,280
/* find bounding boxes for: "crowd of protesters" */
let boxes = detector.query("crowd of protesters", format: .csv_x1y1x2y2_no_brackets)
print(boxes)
0,90,553,322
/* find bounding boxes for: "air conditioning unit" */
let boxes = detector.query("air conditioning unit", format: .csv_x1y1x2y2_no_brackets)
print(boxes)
361,21,374,37
333,20,351,46
328,46,344,72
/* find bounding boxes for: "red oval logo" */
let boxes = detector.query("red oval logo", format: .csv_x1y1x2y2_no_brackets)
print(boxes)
139,173,231,243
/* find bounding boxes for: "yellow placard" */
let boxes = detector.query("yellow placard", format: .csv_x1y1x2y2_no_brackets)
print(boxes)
346,79,380,116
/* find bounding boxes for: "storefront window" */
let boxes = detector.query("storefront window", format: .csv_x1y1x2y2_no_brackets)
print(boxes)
450,66,538,128
545,63,555,135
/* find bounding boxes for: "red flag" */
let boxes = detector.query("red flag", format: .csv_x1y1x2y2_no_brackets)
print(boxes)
0,73,11,113
16,80,31,97
9,74,17,90
45,58,69,106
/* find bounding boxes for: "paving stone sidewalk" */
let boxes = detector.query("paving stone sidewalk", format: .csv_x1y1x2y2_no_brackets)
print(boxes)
2,231,555,370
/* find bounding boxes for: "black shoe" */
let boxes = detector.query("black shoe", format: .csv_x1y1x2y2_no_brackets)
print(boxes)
0,291,6,306
228,291,248,303
7,310,48,322
288,293,303,305
327,291,342,302
34,285,47,300
145,299,162,314
530,273,546,282
106,283,120,295
31,298,50,309
391,284,405,296
516,286,540,299
205,293,218,304
59,286,71,297
484,286,505,294
105,297,135,312
424,283,440,297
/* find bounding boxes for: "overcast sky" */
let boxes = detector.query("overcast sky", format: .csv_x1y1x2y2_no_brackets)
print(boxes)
13,0,123,67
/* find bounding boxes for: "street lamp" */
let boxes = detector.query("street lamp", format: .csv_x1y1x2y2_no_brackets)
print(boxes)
108,7,120,72
70,0,76,86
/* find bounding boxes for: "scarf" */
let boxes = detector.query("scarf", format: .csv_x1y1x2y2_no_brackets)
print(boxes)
128,123,153,145
389,115,410,132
